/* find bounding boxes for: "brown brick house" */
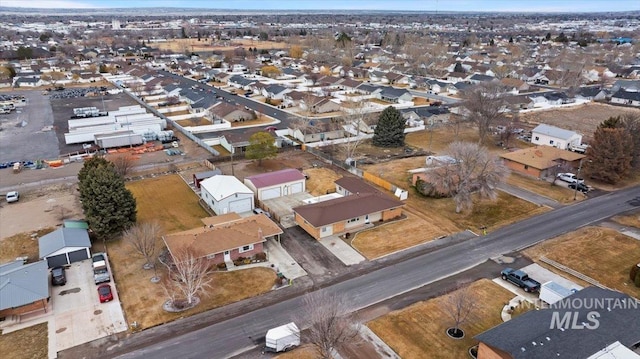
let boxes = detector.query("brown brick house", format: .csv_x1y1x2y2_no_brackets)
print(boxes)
163,213,283,265
500,146,584,179
293,177,404,240
0,260,50,319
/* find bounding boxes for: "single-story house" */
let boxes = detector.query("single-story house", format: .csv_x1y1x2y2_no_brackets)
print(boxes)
575,87,607,101
611,89,640,107
163,213,282,265
193,169,223,189
208,102,255,122
531,124,582,150
475,287,640,359
500,146,584,178
39,228,92,268
0,260,49,319
378,87,412,103
310,98,341,114
262,84,290,100
244,168,306,201
290,121,345,144
293,178,404,240
200,175,255,215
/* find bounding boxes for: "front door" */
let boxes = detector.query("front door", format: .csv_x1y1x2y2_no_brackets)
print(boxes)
224,251,231,261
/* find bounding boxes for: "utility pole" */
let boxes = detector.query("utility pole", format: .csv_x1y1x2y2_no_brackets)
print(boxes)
573,158,583,201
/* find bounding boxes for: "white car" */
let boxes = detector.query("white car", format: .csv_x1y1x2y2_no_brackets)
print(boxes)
557,173,584,184
5,191,19,203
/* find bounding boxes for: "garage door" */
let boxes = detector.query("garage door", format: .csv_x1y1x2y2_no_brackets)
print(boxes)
289,182,303,194
46,254,68,268
261,187,281,200
67,249,89,263
228,198,252,214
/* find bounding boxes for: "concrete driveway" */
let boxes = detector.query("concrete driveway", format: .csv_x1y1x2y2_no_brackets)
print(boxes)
492,263,583,304
50,259,127,355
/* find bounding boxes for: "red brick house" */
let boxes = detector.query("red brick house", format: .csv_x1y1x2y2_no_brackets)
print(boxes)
500,146,584,179
162,213,282,265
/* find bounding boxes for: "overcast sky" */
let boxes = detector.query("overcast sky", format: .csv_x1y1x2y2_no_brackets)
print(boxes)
1,0,638,12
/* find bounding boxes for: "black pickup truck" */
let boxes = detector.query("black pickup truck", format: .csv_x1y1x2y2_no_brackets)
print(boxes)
501,268,541,292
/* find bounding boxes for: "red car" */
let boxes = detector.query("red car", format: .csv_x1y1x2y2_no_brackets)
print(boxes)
97,284,113,303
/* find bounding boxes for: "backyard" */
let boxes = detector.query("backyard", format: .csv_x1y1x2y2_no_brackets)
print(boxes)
106,174,278,330
0,227,55,264
524,226,640,299
368,279,514,359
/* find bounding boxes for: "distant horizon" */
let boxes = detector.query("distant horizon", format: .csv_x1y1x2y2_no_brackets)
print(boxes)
1,0,639,13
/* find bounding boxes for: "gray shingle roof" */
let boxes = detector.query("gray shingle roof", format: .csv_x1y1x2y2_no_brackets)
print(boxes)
0,260,49,310
532,124,577,141
38,228,91,258
475,287,640,359
612,89,640,101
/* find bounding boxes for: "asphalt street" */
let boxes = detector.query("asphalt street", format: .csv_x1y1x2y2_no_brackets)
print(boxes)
113,185,640,359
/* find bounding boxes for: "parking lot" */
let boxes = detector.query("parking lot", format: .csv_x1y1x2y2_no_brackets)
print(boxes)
0,90,59,164
50,258,127,353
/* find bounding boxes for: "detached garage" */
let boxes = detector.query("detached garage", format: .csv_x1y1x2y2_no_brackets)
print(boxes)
39,228,92,268
244,168,306,201
200,175,255,215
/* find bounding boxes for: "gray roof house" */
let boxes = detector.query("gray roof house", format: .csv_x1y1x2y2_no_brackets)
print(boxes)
39,228,92,268
475,287,640,359
611,89,640,107
0,260,49,318
378,87,413,103
531,123,582,150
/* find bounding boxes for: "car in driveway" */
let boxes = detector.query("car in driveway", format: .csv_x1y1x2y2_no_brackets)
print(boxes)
557,173,584,184
51,266,67,286
569,182,590,193
97,284,113,303
5,191,19,203
253,208,272,218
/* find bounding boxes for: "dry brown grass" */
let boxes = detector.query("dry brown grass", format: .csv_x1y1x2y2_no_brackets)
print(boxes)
153,38,289,52
276,344,318,359
524,226,640,299
304,167,342,196
0,322,48,359
352,191,547,259
520,103,639,142
612,211,640,228
412,97,431,105
368,279,514,359
175,118,211,127
507,172,583,204
229,116,274,128
0,227,56,264
126,174,209,234
405,126,480,153
110,175,277,330
164,110,191,116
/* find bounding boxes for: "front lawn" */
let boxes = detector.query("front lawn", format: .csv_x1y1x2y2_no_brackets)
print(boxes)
524,226,640,299
507,172,583,204
0,322,48,359
368,279,514,359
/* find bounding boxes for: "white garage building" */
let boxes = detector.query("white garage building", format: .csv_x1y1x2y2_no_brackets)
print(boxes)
244,168,306,201
201,175,255,215
531,124,583,150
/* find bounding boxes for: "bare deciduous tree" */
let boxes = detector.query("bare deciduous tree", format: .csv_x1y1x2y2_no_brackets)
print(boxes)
443,282,478,337
427,142,510,213
110,154,137,177
460,82,509,143
163,246,213,307
123,221,162,271
300,291,360,359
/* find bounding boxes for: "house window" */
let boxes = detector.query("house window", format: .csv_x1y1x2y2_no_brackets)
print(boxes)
347,217,360,223
524,165,529,170
239,244,254,253
206,253,215,259
549,140,554,145
322,226,329,233
534,136,540,141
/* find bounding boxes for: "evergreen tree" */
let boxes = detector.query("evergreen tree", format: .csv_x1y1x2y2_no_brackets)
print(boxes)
373,106,405,148
78,157,137,240
245,132,278,166
584,118,633,184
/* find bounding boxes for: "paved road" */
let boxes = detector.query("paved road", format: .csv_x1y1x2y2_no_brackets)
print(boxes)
114,185,640,359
